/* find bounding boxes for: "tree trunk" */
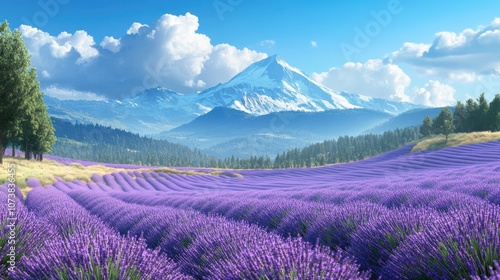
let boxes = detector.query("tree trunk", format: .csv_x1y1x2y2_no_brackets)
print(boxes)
0,131,4,164
39,154,43,162
11,142,15,157
25,142,31,160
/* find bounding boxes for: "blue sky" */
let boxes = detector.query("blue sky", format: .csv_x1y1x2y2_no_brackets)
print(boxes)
2,0,500,106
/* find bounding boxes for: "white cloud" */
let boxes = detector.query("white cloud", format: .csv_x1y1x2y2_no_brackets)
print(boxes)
44,86,107,101
20,25,98,64
259,39,275,48
197,44,268,87
311,41,318,47
127,22,149,35
100,36,121,53
412,80,456,107
312,59,411,102
20,13,267,100
41,70,50,78
392,17,500,82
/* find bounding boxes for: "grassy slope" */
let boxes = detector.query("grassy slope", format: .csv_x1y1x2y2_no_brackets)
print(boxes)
0,156,231,198
411,131,500,152
0,157,134,197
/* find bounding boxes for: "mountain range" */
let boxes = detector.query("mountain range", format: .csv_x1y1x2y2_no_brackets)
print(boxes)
46,55,438,157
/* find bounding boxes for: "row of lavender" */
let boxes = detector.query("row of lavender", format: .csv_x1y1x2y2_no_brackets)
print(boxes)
104,188,500,279
42,142,500,199
0,187,188,279
34,177,500,279
0,185,369,279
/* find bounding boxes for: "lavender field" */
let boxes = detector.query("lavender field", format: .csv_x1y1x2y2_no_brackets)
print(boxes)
2,141,500,279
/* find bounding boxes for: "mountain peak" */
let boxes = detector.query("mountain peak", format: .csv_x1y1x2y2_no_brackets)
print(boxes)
125,87,182,104
221,55,306,89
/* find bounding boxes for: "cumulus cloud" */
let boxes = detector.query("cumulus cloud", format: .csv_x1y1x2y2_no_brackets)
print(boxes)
392,18,500,82
412,80,456,107
20,13,267,100
44,86,107,101
197,44,267,87
127,22,149,35
100,36,121,53
312,59,411,102
20,25,98,63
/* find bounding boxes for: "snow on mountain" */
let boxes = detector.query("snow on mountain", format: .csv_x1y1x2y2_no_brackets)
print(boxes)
195,55,357,114
339,91,422,115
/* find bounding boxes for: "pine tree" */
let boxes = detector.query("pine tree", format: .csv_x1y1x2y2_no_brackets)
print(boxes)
0,21,31,164
32,110,56,161
476,93,489,131
19,69,44,160
488,94,500,132
464,98,479,132
453,101,467,133
443,119,455,142
419,116,433,137
433,108,454,137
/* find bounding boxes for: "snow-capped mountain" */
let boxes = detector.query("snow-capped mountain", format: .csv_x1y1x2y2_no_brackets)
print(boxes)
45,55,423,136
195,55,357,114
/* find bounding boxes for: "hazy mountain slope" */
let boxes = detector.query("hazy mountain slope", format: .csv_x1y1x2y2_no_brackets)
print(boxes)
164,107,392,151
365,107,455,134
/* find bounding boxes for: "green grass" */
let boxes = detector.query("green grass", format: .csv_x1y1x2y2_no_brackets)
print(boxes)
412,131,500,153
0,156,237,198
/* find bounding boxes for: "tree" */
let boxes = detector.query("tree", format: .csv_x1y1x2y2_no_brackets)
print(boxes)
488,94,500,132
464,98,479,132
453,101,467,133
433,108,454,137
476,93,489,131
419,116,433,137
442,119,455,142
27,103,56,161
19,69,43,160
493,113,500,132
0,21,31,164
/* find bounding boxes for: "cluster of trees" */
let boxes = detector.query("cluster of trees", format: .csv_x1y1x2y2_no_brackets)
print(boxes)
200,127,419,169
51,118,219,167
420,93,500,141
271,127,420,168
0,21,55,163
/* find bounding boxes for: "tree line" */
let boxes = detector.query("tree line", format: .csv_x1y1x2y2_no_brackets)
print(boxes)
51,118,421,169
270,126,420,169
0,21,55,163
420,93,500,141
51,118,219,167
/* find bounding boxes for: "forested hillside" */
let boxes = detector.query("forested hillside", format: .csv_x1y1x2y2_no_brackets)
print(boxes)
272,127,420,168
51,118,421,169
50,118,220,167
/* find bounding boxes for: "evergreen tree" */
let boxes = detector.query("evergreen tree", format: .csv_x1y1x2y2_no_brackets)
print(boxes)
476,93,490,131
442,120,455,142
433,108,454,137
453,101,467,133
19,69,44,160
32,110,56,161
488,94,500,132
464,98,479,132
419,116,433,137
0,21,31,164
